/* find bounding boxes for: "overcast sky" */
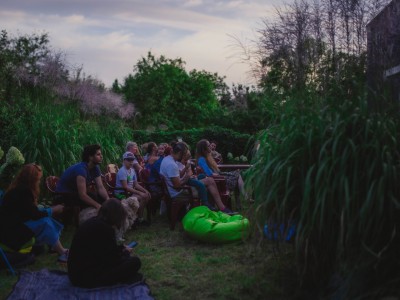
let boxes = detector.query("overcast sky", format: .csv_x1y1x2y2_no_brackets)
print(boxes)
0,0,279,87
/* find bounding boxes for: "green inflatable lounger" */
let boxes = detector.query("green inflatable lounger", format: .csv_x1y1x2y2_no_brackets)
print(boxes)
182,206,250,243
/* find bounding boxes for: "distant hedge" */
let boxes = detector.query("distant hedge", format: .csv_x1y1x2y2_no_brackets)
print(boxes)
131,126,254,160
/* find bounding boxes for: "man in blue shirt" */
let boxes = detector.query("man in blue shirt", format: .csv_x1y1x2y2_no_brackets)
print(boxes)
56,144,109,210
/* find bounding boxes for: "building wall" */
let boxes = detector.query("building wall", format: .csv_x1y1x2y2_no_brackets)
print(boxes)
367,0,400,108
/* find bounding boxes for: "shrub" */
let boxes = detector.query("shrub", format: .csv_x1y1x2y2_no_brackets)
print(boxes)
0,146,25,189
247,97,400,297
10,100,133,177
131,126,253,159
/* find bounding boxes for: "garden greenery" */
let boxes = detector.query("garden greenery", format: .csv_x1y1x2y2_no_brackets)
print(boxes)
247,95,400,298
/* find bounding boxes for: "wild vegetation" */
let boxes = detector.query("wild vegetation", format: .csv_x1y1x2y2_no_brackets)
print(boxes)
1,0,399,298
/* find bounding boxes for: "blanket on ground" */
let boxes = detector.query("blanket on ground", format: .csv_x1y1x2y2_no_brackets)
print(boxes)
7,269,153,300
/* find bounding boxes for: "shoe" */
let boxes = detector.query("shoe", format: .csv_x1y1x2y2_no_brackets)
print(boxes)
221,207,238,215
204,203,217,211
57,250,69,263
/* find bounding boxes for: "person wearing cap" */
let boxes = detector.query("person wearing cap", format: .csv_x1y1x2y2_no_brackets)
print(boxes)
115,152,151,226
55,144,109,210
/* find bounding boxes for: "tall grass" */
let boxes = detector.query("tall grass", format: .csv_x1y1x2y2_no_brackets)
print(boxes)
11,99,133,177
247,95,400,298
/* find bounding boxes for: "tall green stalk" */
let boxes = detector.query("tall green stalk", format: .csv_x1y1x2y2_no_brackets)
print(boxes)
247,96,400,297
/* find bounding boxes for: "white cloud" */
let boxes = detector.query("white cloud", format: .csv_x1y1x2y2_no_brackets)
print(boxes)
0,0,279,87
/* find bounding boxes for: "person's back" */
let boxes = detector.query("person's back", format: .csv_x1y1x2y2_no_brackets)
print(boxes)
67,216,121,287
68,199,142,288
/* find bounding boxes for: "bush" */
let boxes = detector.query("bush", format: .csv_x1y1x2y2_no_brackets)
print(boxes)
131,126,253,160
10,100,133,177
247,97,400,298
0,146,25,189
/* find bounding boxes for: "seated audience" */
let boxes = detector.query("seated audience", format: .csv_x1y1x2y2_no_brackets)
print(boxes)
126,141,144,174
144,142,164,197
176,150,218,211
160,142,232,214
210,140,223,164
115,152,151,226
56,144,109,210
68,199,142,288
0,163,68,262
196,139,250,204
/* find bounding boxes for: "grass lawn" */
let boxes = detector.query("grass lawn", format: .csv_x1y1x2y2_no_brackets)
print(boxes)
0,207,296,299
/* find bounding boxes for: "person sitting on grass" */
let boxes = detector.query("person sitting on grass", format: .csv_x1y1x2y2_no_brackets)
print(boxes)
55,144,110,211
0,163,69,263
67,198,142,288
160,142,233,214
115,152,151,226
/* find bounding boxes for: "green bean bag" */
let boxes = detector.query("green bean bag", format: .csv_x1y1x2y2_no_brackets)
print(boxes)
182,206,250,243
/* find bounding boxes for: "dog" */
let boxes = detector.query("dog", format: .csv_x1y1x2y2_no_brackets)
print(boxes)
79,196,140,242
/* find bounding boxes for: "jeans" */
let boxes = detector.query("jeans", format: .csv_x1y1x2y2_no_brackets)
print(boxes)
187,178,208,204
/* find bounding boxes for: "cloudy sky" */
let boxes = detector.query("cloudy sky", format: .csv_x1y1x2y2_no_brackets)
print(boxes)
0,0,279,87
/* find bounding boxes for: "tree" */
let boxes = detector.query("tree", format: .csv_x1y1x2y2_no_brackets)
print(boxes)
120,52,225,129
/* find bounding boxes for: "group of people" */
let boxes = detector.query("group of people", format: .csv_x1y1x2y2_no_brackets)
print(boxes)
0,138,249,288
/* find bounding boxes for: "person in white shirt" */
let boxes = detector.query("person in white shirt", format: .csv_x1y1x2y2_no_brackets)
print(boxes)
116,152,151,225
160,142,232,214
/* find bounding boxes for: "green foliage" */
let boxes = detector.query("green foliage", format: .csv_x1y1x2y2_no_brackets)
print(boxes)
121,52,226,129
0,146,25,189
9,100,133,177
247,94,400,297
131,126,253,159
0,29,50,102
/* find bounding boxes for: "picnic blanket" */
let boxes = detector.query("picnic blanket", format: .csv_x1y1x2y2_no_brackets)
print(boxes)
7,269,154,300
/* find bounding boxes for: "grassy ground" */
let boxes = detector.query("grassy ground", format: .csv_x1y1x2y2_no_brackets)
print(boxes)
0,207,296,300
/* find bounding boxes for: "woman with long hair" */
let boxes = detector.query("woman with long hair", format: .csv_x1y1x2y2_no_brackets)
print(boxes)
0,163,68,262
68,198,142,288
195,139,249,207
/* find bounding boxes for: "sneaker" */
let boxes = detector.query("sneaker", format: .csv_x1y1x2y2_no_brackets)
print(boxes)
204,203,217,211
57,250,69,263
221,207,238,215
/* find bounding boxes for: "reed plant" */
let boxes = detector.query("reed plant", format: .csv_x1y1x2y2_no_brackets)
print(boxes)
11,100,133,177
247,94,400,298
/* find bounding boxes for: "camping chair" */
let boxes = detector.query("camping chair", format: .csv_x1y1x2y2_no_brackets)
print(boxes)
45,176,80,226
138,168,164,222
106,164,119,174
160,175,199,230
0,238,35,276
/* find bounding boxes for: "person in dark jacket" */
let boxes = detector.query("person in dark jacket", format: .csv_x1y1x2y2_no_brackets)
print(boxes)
67,198,142,288
0,163,68,262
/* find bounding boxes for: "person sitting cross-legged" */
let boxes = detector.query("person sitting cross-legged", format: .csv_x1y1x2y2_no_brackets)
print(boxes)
115,152,151,226
67,198,142,288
